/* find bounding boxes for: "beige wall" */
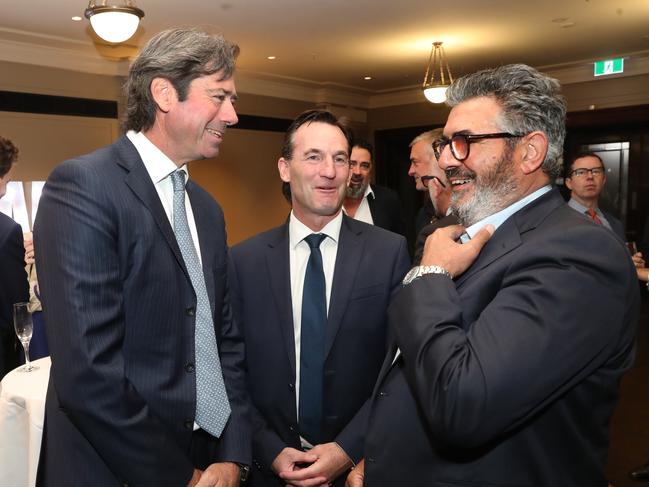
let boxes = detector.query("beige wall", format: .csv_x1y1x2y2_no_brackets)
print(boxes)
3,58,649,245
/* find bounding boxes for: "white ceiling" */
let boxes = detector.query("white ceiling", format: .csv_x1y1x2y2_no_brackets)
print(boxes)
1,0,649,101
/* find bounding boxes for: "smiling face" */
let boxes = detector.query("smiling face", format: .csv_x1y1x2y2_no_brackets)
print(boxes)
149,71,238,166
438,96,522,226
278,121,350,231
347,146,372,198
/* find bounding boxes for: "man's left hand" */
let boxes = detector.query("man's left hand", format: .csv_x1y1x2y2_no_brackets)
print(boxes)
420,224,495,278
632,251,645,268
195,462,240,487
279,442,353,487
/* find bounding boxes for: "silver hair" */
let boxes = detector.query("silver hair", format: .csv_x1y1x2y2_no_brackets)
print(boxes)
123,27,239,132
445,64,566,180
410,128,444,158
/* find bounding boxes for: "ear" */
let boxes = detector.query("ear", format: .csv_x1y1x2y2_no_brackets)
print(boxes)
150,77,176,113
278,157,291,183
518,131,548,175
564,176,573,191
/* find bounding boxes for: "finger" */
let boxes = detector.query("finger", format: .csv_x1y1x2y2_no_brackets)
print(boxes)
280,464,327,482
281,476,328,487
467,224,495,250
438,224,466,241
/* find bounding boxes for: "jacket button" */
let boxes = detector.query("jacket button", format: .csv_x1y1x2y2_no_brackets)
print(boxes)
367,457,375,463
288,383,294,390
186,307,195,316
185,362,195,373
379,391,389,397
289,425,295,432
183,419,193,430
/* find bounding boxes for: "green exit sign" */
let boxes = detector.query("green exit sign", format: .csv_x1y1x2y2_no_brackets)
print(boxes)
594,58,624,76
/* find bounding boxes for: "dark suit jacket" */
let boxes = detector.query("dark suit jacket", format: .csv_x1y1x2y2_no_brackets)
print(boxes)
34,136,250,486
229,215,410,486
366,184,405,236
364,189,639,486
603,210,625,241
412,214,460,266
0,213,29,378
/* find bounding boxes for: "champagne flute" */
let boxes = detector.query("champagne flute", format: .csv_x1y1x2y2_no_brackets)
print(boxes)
12,302,39,372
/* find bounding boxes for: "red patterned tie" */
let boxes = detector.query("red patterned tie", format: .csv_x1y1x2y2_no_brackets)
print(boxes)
586,208,602,225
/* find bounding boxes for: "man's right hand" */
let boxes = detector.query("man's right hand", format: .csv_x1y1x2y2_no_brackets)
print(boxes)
186,469,203,487
345,459,365,487
272,447,318,476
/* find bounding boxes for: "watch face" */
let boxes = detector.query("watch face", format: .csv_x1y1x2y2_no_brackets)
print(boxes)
403,266,420,285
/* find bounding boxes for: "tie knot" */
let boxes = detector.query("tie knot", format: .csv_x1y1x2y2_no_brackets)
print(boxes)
171,170,186,192
586,208,597,218
304,233,326,250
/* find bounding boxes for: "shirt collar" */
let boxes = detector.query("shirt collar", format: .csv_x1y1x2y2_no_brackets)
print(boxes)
462,185,552,241
364,183,374,199
127,130,188,185
567,198,599,215
289,210,343,249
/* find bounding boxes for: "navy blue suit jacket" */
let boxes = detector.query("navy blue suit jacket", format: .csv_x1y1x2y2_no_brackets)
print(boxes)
0,213,29,377
34,136,250,486
364,189,639,486
229,215,409,486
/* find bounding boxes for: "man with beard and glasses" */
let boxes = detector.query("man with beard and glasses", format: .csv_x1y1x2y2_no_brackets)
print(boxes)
347,64,639,487
343,140,405,237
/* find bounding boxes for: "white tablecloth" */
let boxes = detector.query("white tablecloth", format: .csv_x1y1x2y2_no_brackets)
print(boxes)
0,357,51,487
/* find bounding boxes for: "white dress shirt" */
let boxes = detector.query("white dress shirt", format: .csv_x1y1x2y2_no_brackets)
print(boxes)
288,210,342,419
349,184,375,225
126,130,203,263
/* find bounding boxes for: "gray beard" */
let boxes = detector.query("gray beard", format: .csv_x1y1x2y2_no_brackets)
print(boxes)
346,183,366,199
451,150,518,227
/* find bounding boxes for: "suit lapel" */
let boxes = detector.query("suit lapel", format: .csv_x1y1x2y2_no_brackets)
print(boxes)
117,137,190,281
454,188,565,287
325,215,364,359
266,224,297,374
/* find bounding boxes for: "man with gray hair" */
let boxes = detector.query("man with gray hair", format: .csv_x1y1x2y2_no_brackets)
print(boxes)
348,64,639,486
35,28,250,487
409,129,442,235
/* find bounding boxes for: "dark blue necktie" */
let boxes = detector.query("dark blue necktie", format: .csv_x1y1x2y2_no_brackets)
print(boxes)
298,233,327,444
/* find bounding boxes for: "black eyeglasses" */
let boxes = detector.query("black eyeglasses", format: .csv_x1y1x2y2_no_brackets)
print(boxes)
432,132,526,162
569,167,605,178
420,175,446,188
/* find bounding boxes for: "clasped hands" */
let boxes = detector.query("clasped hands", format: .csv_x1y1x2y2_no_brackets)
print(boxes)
272,442,352,487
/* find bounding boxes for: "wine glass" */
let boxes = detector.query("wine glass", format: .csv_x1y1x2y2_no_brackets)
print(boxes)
12,302,39,373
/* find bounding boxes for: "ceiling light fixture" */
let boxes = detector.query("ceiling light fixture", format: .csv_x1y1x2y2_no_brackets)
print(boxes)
84,0,144,44
422,41,453,104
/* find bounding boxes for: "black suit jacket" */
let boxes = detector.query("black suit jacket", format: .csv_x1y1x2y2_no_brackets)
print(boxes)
364,189,639,486
34,136,250,486
0,213,29,378
229,215,409,486
412,214,460,266
366,184,405,236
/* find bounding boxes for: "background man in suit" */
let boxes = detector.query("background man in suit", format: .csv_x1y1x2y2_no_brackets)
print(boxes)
230,110,409,486
349,64,639,486
409,129,444,236
0,136,29,378
413,135,456,265
34,28,250,487
565,152,625,240
343,139,405,236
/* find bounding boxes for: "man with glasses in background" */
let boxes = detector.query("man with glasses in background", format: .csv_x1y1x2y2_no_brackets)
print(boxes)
565,153,625,240
348,64,639,487
412,134,456,265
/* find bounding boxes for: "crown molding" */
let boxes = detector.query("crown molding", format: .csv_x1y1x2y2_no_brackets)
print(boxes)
2,29,649,112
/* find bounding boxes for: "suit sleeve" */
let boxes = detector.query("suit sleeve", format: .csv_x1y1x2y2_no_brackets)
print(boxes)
332,235,411,462
392,225,638,449
211,247,252,465
34,161,194,486
227,252,288,471
0,220,29,333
